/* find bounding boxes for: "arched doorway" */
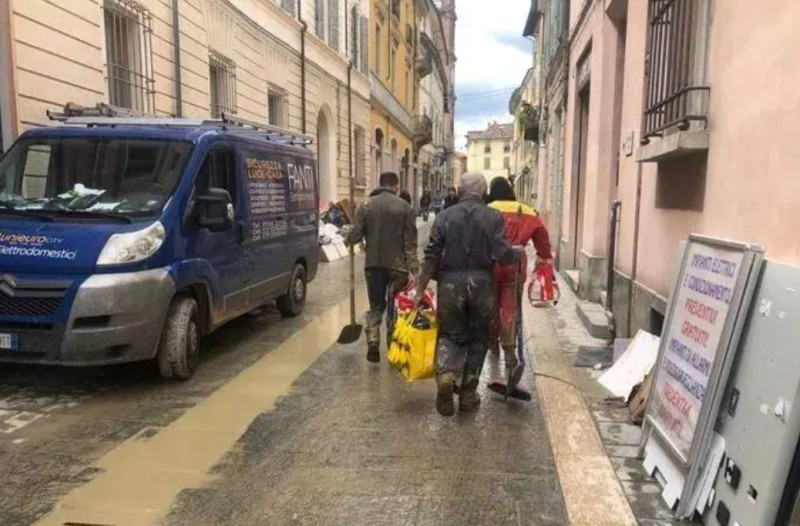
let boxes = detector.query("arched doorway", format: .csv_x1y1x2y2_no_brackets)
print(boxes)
374,128,384,182
317,108,334,205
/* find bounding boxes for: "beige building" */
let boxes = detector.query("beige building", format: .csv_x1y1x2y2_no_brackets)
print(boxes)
508,67,538,206
531,0,800,338
0,0,371,206
466,122,514,184
451,150,466,189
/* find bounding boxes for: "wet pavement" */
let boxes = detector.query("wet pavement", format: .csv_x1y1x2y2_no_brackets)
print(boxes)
0,217,572,526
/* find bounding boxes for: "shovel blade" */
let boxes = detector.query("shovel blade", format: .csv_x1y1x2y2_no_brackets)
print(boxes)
487,381,533,402
337,323,363,344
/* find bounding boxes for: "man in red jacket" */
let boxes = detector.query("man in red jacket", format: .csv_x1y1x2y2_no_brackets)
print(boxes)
486,177,553,371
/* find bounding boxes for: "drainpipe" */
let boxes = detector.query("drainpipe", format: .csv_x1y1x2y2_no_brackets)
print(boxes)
345,4,356,338
172,0,183,117
298,0,308,134
0,0,18,150
627,162,643,336
606,199,621,312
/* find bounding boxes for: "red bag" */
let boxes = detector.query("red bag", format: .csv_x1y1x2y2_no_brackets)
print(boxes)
394,278,436,313
528,262,560,308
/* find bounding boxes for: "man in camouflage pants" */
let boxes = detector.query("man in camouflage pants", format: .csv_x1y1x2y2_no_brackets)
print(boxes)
347,172,418,363
415,172,519,416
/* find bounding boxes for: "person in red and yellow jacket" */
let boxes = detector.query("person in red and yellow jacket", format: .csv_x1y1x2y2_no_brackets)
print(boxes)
486,177,553,368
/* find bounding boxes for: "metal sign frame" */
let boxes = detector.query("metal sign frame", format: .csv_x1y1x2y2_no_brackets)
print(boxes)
641,234,764,517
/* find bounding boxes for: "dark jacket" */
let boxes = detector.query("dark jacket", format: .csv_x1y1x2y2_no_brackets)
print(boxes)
347,188,419,274
444,194,458,209
421,195,516,279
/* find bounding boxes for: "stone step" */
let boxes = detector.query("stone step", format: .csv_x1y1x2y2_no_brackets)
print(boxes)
576,301,614,340
599,289,608,307
564,269,580,293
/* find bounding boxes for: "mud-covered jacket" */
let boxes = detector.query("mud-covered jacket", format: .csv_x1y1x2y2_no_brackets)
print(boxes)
347,188,419,274
488,200,552,281
422,195,517,278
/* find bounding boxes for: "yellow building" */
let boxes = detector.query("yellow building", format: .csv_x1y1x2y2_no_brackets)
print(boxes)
369,0,416,195
466,122,515,184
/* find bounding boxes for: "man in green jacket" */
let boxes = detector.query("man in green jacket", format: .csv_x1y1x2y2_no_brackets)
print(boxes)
346,172,419,363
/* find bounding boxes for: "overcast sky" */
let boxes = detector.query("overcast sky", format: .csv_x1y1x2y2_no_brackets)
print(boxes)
454,0,533,151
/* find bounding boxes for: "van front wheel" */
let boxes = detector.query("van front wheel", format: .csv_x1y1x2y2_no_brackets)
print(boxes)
277,264,307,317
157,297,200,380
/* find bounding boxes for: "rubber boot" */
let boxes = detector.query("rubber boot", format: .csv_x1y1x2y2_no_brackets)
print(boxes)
436,373,456,416
459,387,481,412
366,342,380,363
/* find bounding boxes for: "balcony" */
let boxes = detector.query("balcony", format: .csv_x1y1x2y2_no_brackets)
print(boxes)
639,0,710,161
416,50,432,79
414,115,433,148
517,102,539,143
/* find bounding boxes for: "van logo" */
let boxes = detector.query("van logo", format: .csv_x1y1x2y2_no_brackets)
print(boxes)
0,231,63,246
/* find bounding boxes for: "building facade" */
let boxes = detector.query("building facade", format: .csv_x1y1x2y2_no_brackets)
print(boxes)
415,0,451,200
508,67,539,206
465,122,514,184
530,0,800,340
451,150,466,189
0,0,372,207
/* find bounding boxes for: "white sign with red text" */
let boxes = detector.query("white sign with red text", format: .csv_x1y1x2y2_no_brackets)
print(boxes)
649,242,744,460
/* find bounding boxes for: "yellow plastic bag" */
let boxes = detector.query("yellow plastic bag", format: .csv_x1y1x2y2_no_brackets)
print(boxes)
387,310,437,381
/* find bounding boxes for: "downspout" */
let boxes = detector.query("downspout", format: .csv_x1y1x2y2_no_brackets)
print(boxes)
627,162,643,336
0,0,18,150
172,0,183,117
299,0,308,134
345,4,356,338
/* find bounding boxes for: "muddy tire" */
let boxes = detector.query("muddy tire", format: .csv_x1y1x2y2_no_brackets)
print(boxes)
157,296,200,380
277,264,307,318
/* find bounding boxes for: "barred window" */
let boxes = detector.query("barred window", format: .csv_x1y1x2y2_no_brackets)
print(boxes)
280,0,296,16
268,87,287,127
315,0,325,40
328,0,339,51
103,0,155,113
354,127,366,186
209,51,237,118
484,157,491,170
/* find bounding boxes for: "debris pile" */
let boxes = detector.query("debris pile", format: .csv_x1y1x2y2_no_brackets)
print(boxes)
318,200,362,262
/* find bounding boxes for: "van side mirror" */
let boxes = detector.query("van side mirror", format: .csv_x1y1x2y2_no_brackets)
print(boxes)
195,187,233,232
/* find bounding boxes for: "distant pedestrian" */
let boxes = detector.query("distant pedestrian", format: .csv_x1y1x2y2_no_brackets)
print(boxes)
346,172,418,363
399,188,412,204
415,172,519,416
486,177,553,378
444,186,458,209
420,190,432,222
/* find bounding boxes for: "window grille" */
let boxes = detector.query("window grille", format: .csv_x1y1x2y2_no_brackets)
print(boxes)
329,0,339,51
268,88,287,127
209,51,237,118
103,0,155,113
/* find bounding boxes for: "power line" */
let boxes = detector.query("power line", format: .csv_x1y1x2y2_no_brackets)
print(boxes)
456,86,517,98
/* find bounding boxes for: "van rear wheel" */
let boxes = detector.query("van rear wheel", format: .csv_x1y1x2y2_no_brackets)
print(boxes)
157,296,200,380
277,264,307,317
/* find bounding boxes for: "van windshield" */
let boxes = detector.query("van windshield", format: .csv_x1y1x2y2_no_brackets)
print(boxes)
0,137,192,219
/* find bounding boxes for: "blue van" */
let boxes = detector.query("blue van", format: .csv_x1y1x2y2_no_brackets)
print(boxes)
0,113,319,379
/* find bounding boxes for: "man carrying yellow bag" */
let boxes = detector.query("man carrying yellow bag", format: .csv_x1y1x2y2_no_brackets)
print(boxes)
387,283,436,381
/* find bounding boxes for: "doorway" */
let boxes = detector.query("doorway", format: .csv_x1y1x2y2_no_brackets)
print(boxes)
571,86,590,268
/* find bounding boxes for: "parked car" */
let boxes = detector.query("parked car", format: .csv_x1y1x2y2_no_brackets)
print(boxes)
0,114,319,379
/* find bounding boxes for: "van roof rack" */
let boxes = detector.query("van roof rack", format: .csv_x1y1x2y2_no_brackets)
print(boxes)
47,103,313,146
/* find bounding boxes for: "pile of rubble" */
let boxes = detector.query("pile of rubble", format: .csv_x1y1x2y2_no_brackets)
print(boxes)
318,199,362,262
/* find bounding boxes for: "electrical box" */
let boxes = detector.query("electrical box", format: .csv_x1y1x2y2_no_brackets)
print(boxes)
704,261,800,525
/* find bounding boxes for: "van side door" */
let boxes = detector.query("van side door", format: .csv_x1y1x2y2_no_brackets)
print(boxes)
190,143,248,320
239,147,291,306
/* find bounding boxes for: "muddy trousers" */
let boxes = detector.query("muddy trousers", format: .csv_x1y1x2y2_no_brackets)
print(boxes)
365,268,409,348
491,275,523,369
435,270,496,394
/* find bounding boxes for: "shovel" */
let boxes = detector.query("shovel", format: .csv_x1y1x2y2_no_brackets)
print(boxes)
337,61,363,345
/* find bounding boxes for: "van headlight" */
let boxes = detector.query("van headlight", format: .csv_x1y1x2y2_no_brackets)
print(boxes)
97,221,166,266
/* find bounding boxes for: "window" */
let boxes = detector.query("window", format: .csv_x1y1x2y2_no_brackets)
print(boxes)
354,127,366,186
359,15,368,73
390,45,397,90
280,0,296,16
484,157,491,170
642,0,709,140
328,0,339,51
209,51,236,118
391,0,400,18
503,157,510,169
484,144,491,154
350,6,358,65
375,24,382,74
504,142,511,153
405,69,410,106
195,147,237,223
268,88,287,127
315,0,325,39
103,0,155,113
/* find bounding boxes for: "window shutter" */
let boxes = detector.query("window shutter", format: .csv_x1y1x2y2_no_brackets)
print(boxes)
281,0,296,16
359,15,368,73
328,0,339,51
315,0,325,39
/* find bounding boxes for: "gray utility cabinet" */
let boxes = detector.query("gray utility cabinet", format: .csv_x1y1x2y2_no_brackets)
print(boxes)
705,261,800,526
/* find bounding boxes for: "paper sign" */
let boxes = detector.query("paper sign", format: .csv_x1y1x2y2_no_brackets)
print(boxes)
649,242,744,460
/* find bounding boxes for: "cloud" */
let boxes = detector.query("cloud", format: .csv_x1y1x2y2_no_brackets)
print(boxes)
454,0,532,151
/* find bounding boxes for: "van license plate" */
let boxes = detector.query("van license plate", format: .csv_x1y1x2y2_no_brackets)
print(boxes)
0,333,18,350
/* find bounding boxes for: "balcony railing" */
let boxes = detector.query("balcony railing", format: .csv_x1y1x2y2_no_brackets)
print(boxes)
414,115,433,148
641,0,710,142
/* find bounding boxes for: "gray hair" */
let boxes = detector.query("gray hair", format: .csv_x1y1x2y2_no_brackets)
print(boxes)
460,172,487,198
